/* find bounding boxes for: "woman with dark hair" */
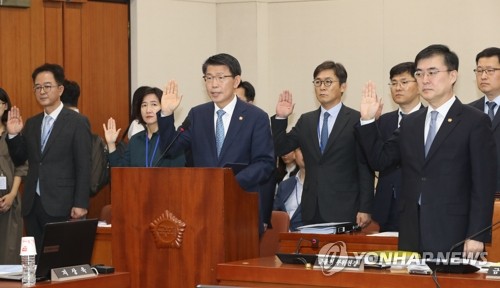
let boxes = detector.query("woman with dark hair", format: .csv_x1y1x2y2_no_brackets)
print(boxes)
103,86,185,167
126,86,148,140
0,88,27,264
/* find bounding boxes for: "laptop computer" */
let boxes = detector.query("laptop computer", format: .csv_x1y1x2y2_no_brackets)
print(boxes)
0,218,98,281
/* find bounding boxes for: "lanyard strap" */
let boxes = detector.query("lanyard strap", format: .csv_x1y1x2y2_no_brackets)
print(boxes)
145,134,160,167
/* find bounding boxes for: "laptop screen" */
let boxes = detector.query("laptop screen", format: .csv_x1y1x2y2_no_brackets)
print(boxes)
36,219,98,279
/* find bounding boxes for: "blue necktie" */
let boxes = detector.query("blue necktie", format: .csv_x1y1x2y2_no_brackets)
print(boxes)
320,112,330,153
41,115,54,151
215,110,225,157
487,101,496,121
424,111,438,157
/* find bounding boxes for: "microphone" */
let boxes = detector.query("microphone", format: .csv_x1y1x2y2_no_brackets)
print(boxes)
426,220,500,273
294,237,319,254
153,118,190,167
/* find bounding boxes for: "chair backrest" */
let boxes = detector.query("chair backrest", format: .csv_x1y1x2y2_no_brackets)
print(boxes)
99,204,112,224
259,211,290,257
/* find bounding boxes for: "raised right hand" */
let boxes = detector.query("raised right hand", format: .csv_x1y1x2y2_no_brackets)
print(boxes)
160,80,182,116
276,90,295,118
102,117,121,152
361,81,383,121
6,106,24,135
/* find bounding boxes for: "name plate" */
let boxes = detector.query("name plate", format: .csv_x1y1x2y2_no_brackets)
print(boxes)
486,266,500,280
51,264,97,281
315,255,363,271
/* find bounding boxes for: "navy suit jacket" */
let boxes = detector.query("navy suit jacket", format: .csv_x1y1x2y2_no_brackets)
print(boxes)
158,98,275,228
272,104,374,224
470,98,500,191
7,108,92,217
357,98,496,254
273,176,303,231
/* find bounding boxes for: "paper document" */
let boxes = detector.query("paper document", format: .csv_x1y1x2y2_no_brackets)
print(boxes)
0,265,22,275
367,231,399,237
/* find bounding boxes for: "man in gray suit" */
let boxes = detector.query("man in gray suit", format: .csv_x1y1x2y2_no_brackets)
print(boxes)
6,63,92,251
271,60,374,228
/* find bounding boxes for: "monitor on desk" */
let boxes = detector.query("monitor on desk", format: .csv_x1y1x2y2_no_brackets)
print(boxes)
0,219,98,281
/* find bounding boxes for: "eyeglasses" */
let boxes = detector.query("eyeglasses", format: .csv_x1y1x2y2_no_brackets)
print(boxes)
312,79,338,87
388,80,416,88
414,69,452,79
33,84,59,94
203,75,233,83
473,68,500,76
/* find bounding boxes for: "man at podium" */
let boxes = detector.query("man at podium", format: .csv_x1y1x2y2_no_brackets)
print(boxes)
158,53,275,234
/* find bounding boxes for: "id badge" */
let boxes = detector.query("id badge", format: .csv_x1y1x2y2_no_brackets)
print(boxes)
0,176,7,190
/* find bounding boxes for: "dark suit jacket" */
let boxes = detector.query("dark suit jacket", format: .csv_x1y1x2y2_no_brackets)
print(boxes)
356,99,496,254
7,108,92,217
372,110,401,231
271,105,374,224
158,98,275,228
470,98,500,191
273,176,303,231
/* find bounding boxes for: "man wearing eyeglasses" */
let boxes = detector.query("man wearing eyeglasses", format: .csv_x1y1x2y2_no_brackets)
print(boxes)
5,63,92,252
470,47,500,198
158,53,275,234
372,62,423,233
271,61,374,229
357,44,496,257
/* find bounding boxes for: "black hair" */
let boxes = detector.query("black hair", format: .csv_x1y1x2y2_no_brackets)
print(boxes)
313,61,348,84
60,80,80,107
202,53,241,77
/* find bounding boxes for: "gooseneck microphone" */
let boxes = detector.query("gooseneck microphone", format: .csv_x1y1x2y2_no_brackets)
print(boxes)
448,220,500,255
153,118,190,167
294,237,319,254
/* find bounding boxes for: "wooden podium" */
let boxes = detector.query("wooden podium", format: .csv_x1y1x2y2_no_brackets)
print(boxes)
111,168,259,288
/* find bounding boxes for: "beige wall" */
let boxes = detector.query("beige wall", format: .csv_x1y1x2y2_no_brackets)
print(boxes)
131,0,500,127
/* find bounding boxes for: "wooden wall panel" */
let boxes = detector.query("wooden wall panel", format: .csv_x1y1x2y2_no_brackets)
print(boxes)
62,2,83,85
81,1,130,138
0,6,37,116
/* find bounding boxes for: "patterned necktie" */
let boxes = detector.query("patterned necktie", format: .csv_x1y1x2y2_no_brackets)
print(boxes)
487,101,496,121
320,112,330,153
424,111,438,157
41,115,54,151
215,110,226,157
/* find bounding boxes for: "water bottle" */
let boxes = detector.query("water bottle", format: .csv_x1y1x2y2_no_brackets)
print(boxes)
20,237,37,287
21,254,36,286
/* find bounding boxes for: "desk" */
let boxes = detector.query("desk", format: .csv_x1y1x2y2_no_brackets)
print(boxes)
278,232,398,255
217,257,499,288
91,227,112,266
0,272,130,288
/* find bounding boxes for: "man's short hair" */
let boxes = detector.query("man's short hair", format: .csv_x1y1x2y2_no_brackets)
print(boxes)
202,53,241,77
389,62,416,79
313,61,348,84
61,80,80,107
32,63,65,85
238,81,255,102
475,47,500,64
415,44,459,71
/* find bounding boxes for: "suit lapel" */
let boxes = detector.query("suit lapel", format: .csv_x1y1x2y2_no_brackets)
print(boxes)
41,109,71,157
307,108,322,157
424,100,462,163
323,104,350,155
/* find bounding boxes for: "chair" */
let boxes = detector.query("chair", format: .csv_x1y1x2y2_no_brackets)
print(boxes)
99,204,112,224
259,211,290,257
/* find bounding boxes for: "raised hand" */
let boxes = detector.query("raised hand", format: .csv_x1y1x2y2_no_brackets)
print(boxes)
160,80,182,116
6,106,24,135
276,90,295,118
102,117,121,152
360,81,383,121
